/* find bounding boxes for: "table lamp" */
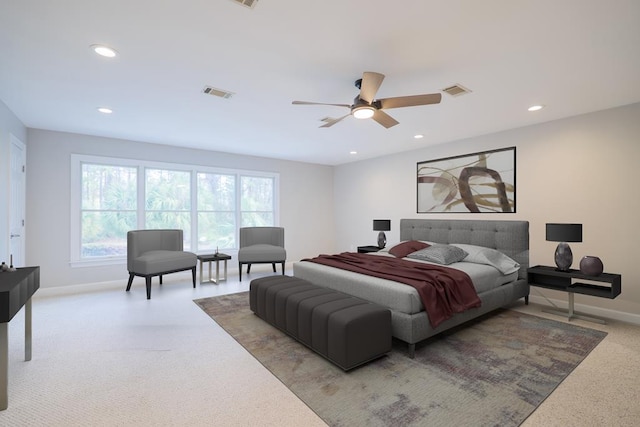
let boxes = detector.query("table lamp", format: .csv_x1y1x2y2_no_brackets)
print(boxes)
546,223,582,271
373,219,391,249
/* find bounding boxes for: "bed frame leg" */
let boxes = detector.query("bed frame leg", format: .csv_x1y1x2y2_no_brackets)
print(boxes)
408,343,415,358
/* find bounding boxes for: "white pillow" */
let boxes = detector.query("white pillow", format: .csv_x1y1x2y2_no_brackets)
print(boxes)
452,244,520,275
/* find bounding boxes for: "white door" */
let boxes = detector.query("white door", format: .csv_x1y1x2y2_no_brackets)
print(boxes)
9,134,26,267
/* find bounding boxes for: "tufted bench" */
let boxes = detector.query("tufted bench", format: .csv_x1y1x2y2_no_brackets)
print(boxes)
249,275,392,370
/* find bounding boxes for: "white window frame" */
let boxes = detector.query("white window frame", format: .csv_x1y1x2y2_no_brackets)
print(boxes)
70,154,280,268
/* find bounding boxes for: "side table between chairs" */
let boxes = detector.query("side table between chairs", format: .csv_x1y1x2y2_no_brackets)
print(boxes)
197,253,232,284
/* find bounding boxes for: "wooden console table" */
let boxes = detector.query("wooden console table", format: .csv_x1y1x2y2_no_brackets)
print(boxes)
0,266,40,410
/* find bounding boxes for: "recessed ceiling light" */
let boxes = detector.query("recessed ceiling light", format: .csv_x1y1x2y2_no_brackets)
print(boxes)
414,134,424,139
350,151,358,155
528,105,544,112
97,107,113,114
91,44,118,58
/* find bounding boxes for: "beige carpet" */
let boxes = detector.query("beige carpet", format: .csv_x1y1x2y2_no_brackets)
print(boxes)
195,292,607,427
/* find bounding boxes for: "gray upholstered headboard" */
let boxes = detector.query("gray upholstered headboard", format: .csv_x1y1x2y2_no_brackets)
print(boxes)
400,219,529,279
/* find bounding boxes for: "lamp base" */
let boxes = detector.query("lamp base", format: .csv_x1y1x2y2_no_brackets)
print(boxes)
554,242,573,271
377,231,387,249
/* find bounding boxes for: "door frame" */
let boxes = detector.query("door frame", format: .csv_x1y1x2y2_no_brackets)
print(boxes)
9,133,26,267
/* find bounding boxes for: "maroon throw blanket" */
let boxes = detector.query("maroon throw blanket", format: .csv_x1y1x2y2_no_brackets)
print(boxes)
305,253,481,328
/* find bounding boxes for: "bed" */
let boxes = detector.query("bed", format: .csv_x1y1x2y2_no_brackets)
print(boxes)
293,219,529,357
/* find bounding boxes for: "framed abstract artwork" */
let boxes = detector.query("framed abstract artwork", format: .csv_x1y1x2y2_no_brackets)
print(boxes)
417,147,516,213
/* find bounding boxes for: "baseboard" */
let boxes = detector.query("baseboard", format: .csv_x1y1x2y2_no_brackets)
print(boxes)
35,279,125,298
35,270,198,298
35,262,295,298
528,294,640,326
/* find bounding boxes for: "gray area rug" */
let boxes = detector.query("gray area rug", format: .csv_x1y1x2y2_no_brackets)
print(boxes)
195,292,607,427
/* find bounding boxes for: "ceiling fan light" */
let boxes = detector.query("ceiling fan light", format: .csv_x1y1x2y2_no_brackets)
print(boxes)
352,106,375,119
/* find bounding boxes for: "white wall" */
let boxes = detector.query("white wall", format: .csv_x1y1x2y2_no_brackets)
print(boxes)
12,101,640,321
0,99,27,262
25,129,335,287
334,102,640,320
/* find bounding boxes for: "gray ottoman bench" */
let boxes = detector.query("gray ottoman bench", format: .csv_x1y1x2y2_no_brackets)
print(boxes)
249,275,392,371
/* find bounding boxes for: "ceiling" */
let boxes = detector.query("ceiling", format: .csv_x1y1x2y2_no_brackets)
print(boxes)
1,1,639,166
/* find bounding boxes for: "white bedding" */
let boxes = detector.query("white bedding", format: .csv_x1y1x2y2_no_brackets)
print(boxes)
370,250,518,293
293,252,518,316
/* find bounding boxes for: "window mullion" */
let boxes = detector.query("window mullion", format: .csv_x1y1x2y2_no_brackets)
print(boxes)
236,172,242,248
138,165,145,229
191,169,198,252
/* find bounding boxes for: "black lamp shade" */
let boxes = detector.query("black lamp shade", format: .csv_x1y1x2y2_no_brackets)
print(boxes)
373,219,390,249
373,220,391,231
545,223,582,242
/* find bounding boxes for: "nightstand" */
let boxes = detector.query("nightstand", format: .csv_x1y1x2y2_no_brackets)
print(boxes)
357,245,381,253
527,265,621,324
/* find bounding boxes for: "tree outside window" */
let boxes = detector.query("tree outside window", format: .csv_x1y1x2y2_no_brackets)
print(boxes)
241,175,274,227
145,168,192,249
81,163,137,257
197,172,236,251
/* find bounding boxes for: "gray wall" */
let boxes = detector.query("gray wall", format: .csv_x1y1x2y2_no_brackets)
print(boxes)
25,129,334,287
334,102,640,322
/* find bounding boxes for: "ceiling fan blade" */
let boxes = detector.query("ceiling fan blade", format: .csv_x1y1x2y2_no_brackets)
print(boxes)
319,114,351,128
377,93,442,109
292,101,351,108
372,110,399,128
359,72,385,104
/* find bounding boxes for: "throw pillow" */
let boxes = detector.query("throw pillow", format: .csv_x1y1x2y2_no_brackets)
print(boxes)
388,240,430,258
451,244,520,275
407,244,468,265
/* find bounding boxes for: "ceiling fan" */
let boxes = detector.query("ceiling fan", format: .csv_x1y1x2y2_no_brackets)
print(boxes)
292,71,442,128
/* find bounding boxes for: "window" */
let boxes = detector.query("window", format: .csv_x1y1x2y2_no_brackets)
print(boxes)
80,163,137,258
241,175,275,226
145,168,192,249
70,155,279,266
197,172,236,251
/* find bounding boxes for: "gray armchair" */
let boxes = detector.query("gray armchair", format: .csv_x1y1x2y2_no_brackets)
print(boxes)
238,227,286,281
126,229,197,299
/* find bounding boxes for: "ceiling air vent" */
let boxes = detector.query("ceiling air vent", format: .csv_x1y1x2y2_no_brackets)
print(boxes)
203,86,234,99
230,0,258,9
442,84,472,97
